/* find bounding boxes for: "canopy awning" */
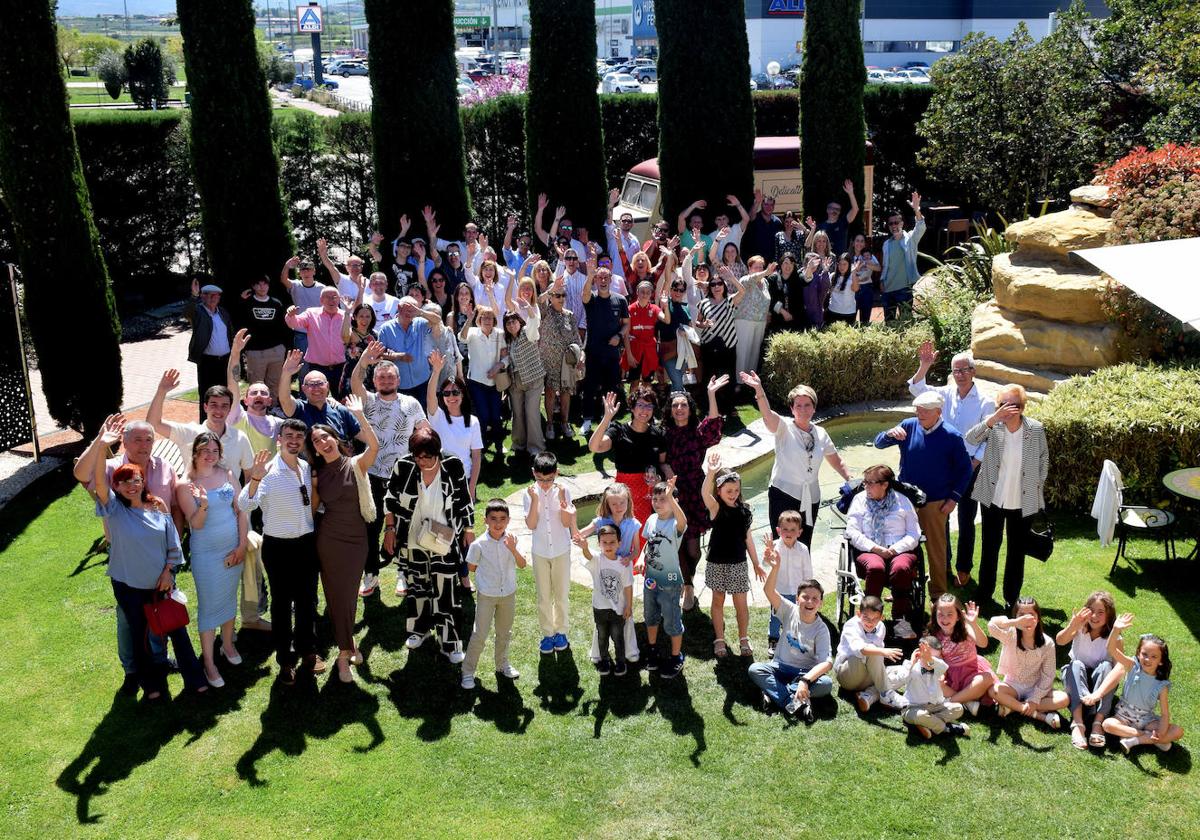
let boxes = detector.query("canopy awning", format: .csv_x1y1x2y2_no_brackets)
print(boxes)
1072,237,1200,331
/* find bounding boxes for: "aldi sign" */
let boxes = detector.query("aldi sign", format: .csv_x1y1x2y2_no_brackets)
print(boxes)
297,3,323,33
764,0,805,16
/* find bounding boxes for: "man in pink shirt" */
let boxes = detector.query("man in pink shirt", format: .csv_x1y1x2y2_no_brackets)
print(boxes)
285,286,350,396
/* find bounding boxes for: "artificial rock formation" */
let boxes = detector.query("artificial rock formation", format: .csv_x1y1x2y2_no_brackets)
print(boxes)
970,188,1122,393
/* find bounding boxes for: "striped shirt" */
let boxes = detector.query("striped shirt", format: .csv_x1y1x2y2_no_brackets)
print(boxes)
237,454,314,539
507,331,545,387
699,297,738,348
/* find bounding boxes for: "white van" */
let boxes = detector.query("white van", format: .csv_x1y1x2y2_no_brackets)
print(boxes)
612,136,875,242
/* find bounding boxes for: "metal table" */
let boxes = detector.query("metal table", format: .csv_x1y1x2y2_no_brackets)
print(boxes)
1162,467,1200,560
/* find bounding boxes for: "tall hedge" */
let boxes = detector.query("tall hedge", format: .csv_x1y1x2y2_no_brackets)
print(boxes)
365,0,471,239
177,0,292,284
0,0,122,434
799,0,867,224
463,95,528,241
525,0,608,235
655,0,755,223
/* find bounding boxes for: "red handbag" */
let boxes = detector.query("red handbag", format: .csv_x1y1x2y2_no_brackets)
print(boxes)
144,590,190,636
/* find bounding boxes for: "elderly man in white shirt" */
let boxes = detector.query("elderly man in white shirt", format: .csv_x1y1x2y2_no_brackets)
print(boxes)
908,341,995,587
845,464,922,640
238,419,325,685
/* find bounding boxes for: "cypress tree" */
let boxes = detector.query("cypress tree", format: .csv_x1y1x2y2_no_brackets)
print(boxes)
799,0,867,226
0,0,122,434
525,0,608,237
655,0,755,225
364,0,472,240
176,0,292,284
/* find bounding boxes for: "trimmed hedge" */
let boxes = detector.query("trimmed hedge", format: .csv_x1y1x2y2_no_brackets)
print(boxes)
800,0,866,223
656,0,755,223
0,0,122,434
1029,364,1200,510
762,322,933,409
525,0,608,235
365,0,472,238
462,94,528,243
177,0,293,286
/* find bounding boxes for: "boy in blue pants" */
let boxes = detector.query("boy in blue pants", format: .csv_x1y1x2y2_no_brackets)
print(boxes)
637,478,688,679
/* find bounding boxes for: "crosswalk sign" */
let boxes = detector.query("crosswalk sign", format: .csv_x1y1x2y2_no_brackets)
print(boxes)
297,3,323,33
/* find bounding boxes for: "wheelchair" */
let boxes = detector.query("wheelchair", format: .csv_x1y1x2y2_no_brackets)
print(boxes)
824,483,928,630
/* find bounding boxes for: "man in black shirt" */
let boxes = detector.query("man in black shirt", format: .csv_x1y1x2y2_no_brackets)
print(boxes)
812,178,860,257
236,275,292,398
745,189,784,264
579,259,629,437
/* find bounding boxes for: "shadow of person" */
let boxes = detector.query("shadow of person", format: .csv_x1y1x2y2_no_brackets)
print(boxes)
353,590,414,682
235,672,384,787
533,651,583,714
905,724,964,764
712,654,760,726
680,607,715,661
383,647,472,742
1126,743,1192,777
581,671,652,738
70,536,110,578
648,673,707,766
469,674,536,734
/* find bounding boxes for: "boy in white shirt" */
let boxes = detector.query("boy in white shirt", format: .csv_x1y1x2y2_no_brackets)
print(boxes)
523,452,577,656
901,636,970,738
574,525,633,676
461,499,527,690
835,596,907,712
766,510,813,658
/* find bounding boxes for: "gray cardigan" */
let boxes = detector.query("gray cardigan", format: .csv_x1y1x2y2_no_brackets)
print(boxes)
964,417,1048,517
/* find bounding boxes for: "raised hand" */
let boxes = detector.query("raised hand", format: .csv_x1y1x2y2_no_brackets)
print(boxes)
427,348,446,373
506,213,518,230
317,237,328,257
190,482,208,507
601,391,619,420
886,424,908,441
666,235,680,251
286,255,301,269
708,373,730,394
1073,607,1092,627
764,262,778,275
413,240,426,259
1113,612,1135,633
804,216,817,231
705,450,721,473
158,368,180,393
558,485,569,509
843,178,855,196
399,214,411,235
537,192,548,212
918,339,938,368
281,349,303,376
910,191,922,212
554,205,566,221
478,233,489,253
762,533,778,566
502,532,517,552
342,393,364,415
964,601,979,623
694,199,707,211
421,204,436,224
725,194,740,207
1014,612,1038,631
609,187,620,208
248,449,272,482
232,328,251,354
98,413,126,447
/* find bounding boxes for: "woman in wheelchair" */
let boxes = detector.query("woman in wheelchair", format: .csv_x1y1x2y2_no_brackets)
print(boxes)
845,465,921,640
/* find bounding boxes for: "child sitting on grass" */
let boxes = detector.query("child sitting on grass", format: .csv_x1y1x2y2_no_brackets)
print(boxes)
637,478,687,679
901,636,970,739
574,525,634,676
460,499,527,690
835,595,906,712
932,594,994,717
749,533,832,723
1087,612,1184,754
987,597,1068,729
765,510,813,659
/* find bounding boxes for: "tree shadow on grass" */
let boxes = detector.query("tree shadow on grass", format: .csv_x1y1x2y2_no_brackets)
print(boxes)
0,468,79,556
57,648,266,824
1106,555,1200,646
533,651,583,714
647,672,707,767
580,671,652,738
235,672,385,787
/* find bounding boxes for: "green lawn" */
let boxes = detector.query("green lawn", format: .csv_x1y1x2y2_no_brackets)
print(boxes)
2,450,1196,837
68,85,186,105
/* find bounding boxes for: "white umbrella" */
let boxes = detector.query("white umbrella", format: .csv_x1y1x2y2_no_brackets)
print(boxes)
1072,237,1200,331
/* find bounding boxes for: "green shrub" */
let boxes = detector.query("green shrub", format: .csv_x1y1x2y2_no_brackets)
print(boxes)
462,94,528,240
1029,364,1200,509
762,322,932,409
915,278,980,380
599,93,658,196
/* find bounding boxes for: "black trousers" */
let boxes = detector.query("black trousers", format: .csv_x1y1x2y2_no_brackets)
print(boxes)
364,474,396,576
947,465,980,574
261,533,320,667
582,344,622,420
978,505,1030,609
767,486,819,550
196,353,229,422
594,607,626,663
700,341,736,416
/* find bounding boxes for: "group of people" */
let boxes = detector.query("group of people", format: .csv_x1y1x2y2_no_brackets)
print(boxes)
79,190,1181,756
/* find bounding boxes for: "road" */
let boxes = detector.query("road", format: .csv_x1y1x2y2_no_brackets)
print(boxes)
326,74,657,106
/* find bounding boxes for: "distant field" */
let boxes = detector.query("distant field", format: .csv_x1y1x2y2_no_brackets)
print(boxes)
69,84,186,105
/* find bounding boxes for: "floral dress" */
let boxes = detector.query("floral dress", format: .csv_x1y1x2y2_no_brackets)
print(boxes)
538,304,579,392
665,415,724,540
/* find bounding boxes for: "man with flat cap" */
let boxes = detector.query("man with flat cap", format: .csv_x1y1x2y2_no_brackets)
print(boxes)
186,277,235,421
874,391,973,602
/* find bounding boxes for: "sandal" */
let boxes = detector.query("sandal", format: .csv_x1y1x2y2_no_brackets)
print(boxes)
1070,722,1088,750
1088,725,1106,748
714,639,728,658
738,636,753,657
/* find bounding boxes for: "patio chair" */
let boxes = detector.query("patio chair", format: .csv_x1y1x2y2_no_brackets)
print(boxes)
1102,461,1177,572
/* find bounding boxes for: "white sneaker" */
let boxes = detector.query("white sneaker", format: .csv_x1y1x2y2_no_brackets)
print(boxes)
447,649,466,664
497,664,520,680
358,573,379,597
1120,736,1140,753
965,700,981,716
405,632,428,650
892,618,917,640
880,689,908,710
1044,712,1061,729
460,673,476,690
395,574,408,596
856,687,879,712
580,420,592,437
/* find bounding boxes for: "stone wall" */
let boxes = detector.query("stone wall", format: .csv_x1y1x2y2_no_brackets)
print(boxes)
970,187,1122,393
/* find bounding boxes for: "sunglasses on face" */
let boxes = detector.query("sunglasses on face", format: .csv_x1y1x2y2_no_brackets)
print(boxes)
550,292,566,298
560,224,572,231
442,388,462,397
565,256,579,262
621,218,634,224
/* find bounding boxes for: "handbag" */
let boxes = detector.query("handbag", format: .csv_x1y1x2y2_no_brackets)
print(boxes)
415,517,453,555
1026,512,1055,562
492,368,512,392
351,458,377,523
144,590,189,636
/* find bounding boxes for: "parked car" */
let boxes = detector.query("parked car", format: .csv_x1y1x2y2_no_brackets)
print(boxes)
904,61,932,71
294,74,339,91
634,65,657,83
466,68,492,83
602,72,642,94
893,69,931,84
867,69,906,84
752,72,793,90
335,61,369,77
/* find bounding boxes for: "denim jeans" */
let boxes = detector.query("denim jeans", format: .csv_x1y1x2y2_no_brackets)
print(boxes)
665,357,686,392
468,380,503,448
748,660,834,709
593,607,626,663
111,579,206,694
767,593,796,642
117,596,168,673
1062,659,1116,716
643,584,683,637
882,288,913,321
